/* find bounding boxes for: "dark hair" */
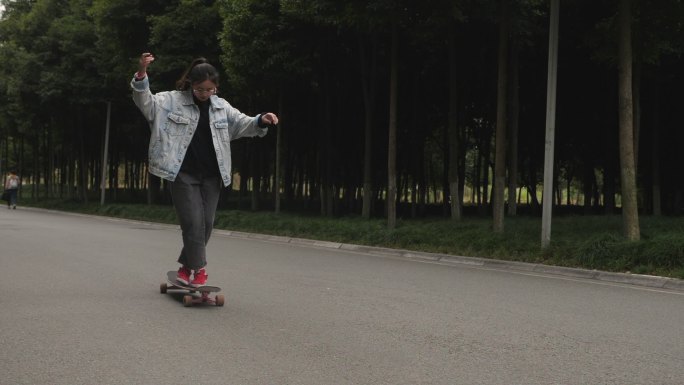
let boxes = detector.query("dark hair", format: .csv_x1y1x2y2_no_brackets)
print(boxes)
175,57,220,91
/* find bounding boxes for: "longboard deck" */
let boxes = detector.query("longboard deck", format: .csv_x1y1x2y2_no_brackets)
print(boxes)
161,271,224,307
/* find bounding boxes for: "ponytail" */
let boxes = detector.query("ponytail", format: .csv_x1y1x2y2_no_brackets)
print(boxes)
176,57,220,91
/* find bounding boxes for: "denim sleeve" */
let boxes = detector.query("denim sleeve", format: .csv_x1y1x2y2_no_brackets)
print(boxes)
130,75,156,124
226,105,268,139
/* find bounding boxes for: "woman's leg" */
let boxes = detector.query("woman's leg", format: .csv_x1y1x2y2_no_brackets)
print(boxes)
170,172,222,270
9,189,17,208
199,176,222,246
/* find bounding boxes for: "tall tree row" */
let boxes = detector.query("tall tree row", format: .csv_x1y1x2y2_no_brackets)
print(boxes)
1,0,683,240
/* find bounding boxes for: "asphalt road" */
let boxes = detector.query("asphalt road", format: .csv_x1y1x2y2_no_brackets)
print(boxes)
1,208,683,385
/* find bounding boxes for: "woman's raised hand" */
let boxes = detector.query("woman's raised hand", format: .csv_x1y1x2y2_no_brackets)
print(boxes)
137,53,155,78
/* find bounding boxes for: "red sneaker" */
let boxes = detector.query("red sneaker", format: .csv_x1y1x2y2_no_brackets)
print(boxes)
190,268,208,287
177,266,191,285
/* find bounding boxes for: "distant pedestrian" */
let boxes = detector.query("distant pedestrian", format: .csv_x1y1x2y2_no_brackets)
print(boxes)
4,170,20,209
130,53,278,287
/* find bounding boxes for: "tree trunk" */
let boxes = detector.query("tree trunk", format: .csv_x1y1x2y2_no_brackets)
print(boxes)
566,171,572,206
387,19,399,229
79,127,88,203
360,34,378,220
480,125,492,215
507,38,520,217
583,164,594,213
251,147,261,211
2,131,7,178
274,92,283,214
410,72,425,218
604,143,617,214
33,134,40,199
67,152,74,200
617,0,640,240
651,78,661,216
321,107,333,217
651,126,661,216
237,144,249,210
492,0,509,232
447,24,462,221
111,125,119,202
148,174,160,205
474,137,482,208
19,137,25,200
47,123,55,198
555,169,562,206
527,160,541,215
633,60,641,171
100,101,111,205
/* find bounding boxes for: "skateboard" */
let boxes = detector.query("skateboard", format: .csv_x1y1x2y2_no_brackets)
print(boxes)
160,271,225,307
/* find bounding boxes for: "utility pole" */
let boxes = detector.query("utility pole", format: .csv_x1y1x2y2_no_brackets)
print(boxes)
541,0,560,248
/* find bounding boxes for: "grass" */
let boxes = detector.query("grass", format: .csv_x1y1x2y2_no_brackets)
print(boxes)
22,198,684,279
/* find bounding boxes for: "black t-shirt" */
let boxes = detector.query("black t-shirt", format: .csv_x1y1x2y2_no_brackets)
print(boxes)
180,97,220,177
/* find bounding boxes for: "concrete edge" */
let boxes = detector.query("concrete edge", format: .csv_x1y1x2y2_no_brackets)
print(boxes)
21,206,684,292
228,228,684,292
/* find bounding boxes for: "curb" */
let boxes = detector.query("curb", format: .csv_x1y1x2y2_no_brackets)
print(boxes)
214,229,684,292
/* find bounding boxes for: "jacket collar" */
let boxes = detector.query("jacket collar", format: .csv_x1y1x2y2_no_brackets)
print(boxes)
180,90,223,109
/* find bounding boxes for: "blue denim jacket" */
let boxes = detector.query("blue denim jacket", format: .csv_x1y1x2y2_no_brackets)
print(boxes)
131,75,267,186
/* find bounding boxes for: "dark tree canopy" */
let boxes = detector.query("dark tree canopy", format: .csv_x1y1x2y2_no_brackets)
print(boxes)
0,0,682,223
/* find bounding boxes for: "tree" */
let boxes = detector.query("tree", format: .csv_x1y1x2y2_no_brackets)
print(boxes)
359,30,379,219
617,0,639,240
492,0,509,232
0,0,682,224
387,15,398,229
447,22,462,221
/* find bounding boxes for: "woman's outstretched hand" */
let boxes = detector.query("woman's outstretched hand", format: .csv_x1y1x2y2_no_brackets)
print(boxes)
261,112,279,126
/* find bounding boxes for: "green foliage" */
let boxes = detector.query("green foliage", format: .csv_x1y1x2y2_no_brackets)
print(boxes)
218,0,317,102
148,0,223,88
89,0,152,96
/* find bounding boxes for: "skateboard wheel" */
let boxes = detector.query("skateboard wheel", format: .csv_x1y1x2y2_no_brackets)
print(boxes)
215,294,225,307
160,283,167,294
183,295,193,307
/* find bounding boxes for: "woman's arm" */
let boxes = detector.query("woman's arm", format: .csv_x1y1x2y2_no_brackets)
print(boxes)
226,106,279,140
130,53,157,123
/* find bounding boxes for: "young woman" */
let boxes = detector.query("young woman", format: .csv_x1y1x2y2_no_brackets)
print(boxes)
4,170,20,209
131,53,278,287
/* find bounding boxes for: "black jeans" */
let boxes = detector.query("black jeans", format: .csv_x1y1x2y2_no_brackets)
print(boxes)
170,171,222,270
6,189,17,207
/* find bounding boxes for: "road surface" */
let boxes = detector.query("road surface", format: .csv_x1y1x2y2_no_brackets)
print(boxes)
1,208,682,384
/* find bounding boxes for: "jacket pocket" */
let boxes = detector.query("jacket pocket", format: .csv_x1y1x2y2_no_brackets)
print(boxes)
164,112,190,136
214,121,231,142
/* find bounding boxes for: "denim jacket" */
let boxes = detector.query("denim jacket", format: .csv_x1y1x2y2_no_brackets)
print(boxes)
131,75,267,186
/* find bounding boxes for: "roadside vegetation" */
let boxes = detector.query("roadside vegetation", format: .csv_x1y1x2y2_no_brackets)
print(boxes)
23,199,684,280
